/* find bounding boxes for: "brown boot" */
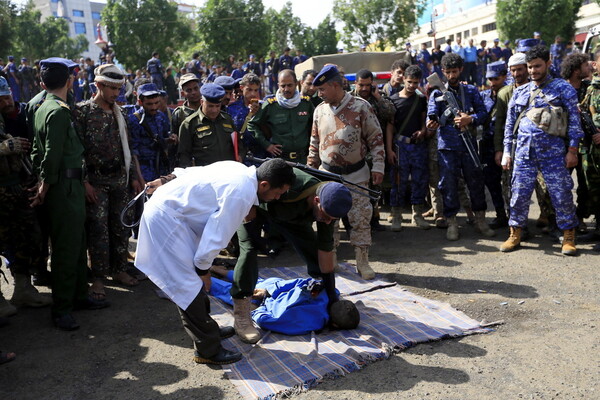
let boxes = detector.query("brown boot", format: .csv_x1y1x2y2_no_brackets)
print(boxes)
390,207,402,232
11,274,52,307
233,298,260,344
474,211,496,238
561,228,577,256
355,246,375,280
500,227,522,252
446,216,459,241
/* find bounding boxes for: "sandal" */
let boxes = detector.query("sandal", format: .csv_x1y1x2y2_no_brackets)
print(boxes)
0,350,16,365
112,272,139,287
88,280,106,301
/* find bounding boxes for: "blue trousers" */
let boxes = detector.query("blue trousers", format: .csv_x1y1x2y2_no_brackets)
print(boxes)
510,150,578,230
438,149,487,218
389,140,429,207
151,74,164,90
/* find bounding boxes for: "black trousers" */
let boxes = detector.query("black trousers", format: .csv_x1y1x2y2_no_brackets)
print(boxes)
178,290,222,358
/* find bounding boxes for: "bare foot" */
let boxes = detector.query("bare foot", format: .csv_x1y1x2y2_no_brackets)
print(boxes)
112,271,139,287
89,279,106,300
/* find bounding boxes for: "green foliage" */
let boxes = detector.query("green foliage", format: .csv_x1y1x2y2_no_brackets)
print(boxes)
497,0,584,44
333,0,426,51
102,0,192,70
1,1,88,61
196,0,269,62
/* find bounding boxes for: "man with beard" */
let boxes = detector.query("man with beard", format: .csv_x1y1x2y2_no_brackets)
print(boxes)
300,69,321,107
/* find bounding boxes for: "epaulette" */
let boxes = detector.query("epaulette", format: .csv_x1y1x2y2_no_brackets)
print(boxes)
55,99,70,110
301,95,310,101
266,95,277,104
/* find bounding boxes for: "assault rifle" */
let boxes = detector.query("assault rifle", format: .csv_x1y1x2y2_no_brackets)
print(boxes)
245,153,381,201
580,110,599,150
427,73,484,170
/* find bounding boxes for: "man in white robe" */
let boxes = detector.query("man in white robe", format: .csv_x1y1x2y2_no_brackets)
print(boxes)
135,159,294,365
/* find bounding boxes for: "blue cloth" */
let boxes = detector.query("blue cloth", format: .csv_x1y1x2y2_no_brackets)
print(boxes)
279,54,293,70
550,43,565,73
213,76,235,90
490,46,503,61
451,44,465,59
231,69,244,80
226,98,268,160
127,108,171,181
463,46,478,63
314,64,339,87
389,141,429,207
200,82,225,102
6,62,20,101
486,61,506,78
501,48,513,61
503,77,582,230
210,275,332,335
292,55,308,68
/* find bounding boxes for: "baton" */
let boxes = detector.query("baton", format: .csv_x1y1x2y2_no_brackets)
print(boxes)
120,186,149,228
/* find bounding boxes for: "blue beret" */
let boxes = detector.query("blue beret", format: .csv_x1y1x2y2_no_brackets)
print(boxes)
8,55,14,61
40,57,78,71
504,40,511,46
137,83,160,98
200,83,225,103
0,76,11,96
313,64,339,87
214,75,235,90
486,61,507,78
516,38,540,53
317,182,352,219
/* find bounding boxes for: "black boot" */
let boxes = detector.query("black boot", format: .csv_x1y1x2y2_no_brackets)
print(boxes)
489,208,508,229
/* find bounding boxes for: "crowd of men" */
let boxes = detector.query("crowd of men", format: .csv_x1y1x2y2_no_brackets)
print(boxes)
1,32,599,365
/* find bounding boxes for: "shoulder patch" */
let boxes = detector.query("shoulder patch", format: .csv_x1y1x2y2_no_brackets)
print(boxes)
55,99,70,110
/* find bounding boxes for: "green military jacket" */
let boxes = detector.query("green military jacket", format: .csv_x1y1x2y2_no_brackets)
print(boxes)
261,168,334,252
32,93,84,184
248,95,314,156
172,101,198,139
177,108,237,167
494,84,515,153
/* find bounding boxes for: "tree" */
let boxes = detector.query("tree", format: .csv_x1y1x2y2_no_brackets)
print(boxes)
497,0,584,44
102,0,192,70
311,15,339,56
263,2,303,56
196,0,269,62
333,0,426,51
0,0,17,57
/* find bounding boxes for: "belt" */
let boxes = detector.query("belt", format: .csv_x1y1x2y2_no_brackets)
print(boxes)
322,159,366,175
64,168,83,179
281,151,306,160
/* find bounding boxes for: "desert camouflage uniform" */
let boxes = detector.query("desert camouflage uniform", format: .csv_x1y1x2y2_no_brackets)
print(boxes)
308,92,385,247
74,100,133,278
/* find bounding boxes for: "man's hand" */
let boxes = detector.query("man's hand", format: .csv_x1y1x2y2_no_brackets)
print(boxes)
426,119,440,131
501,154,512,171
200,273,212,293
565,151,578,169
454,113,473,129
592,133,600,146
371,171,383,186
495,151,503,167
29,181,49,207
166,133,178,144
131,179,143,194
145,178,162,195
0,136,30,155
248,99,260,116
84,182,98,204
386,148,397,165
411,129,426,143
266,143,283,157
371,86,381,100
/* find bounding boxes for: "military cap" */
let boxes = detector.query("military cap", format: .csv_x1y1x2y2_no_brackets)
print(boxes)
516,39,539,53
0,76,11,96
508,53,527,67
137,83,161,98
21,57,27,62
317,182,352,219
7,55,14,61
486,61,507,78
159,90,167,97
178,73,199,89
40,57,78,71
200,83,225,103
214,75,235,90
493,38,500,42
313,64,339,87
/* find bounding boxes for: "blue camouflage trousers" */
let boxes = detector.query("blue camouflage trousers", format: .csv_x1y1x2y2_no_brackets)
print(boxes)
438,149,487,218
509,150,578,230
389,140,429,207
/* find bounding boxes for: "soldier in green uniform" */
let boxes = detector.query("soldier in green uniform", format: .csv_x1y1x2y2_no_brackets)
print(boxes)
171,73,201,143
248,69,314,163
178,83,240,167
30,58,108,331
230,169,352,344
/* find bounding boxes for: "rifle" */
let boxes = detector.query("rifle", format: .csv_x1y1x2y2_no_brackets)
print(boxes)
426,73,484,170
245,153,381,201
580,111,598,150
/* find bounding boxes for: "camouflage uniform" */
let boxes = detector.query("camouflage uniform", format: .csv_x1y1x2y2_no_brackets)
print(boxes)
308,92,385,247
503,77,583,230
582,77,600,220
73,100,133,279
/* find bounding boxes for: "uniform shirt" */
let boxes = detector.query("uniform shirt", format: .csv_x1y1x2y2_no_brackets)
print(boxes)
178,108,236,167
73,100,132,185
31,93,84,184
503,76,583,160
494,84,516,153
451,43,465,59
481,86,505,137
463,45,478,63
390,93,427,138
243,61,261,75
427,83,487,151
231,68,244,80
2,102,28,140
127,108,170,181
135,161,259,309
490,46,503,61
172,101,197,141
248,95,314,154
308,92,385,183
147,57,163,75
502,47,513,61
382,82,403,98
279,54,293,71
292,55,308,68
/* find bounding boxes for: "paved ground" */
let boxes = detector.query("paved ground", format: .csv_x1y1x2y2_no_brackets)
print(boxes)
1,204,599,399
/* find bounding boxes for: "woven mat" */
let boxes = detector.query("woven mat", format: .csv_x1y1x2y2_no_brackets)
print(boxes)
209,263,490,400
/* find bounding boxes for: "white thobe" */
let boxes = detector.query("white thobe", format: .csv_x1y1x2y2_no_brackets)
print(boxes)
135,161,259,309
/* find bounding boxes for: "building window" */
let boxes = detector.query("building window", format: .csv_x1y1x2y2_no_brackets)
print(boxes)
92,12,101,20
74,22,86,34
73,9,84,17
463,30,470,39
482,22,497,33
52,11,57,16
472,27,478,36
456,32,461,40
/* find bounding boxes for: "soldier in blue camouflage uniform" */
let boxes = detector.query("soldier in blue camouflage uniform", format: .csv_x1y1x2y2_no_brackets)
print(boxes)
426,53,494,241
501,46,582,255
480,61,508,228
127,83,173,183
146,52,165,90
73,65,143,300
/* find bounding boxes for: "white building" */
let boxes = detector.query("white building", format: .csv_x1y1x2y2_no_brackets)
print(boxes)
408,0,600,50
32,0,106,61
